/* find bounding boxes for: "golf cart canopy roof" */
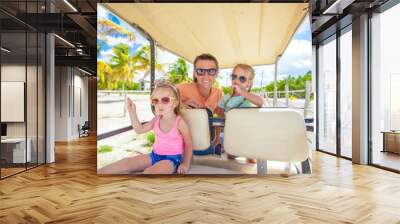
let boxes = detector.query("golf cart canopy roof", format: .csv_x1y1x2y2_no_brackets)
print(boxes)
106,3,309,68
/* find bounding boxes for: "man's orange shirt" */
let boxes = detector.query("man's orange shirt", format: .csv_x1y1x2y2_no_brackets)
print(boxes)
177,83,223,113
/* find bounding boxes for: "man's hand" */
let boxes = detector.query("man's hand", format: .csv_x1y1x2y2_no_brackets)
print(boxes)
184,99,199,109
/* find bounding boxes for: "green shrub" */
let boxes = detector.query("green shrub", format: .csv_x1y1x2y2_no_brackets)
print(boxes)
262,71,312,98
144,132,155,148
222,86,232,95
147,132,155,143
98,145,113,153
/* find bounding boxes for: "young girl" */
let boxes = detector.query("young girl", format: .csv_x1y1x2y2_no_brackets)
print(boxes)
98,83,193,174
215,64,263,163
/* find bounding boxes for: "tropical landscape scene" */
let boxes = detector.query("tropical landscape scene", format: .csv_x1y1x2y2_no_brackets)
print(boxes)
97,5,314,170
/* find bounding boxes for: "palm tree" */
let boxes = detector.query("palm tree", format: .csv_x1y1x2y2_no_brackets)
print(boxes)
109,44,165,89
132,45,164,90
97,17,135,91
109,43,135,86
167,58,190,84
98,17,164,90
108,43,135,116
97,61,113,90
109,43,165,115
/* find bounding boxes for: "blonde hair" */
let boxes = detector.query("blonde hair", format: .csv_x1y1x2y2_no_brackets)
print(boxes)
232,64,255,91
233,64,255,80
152,81,181,115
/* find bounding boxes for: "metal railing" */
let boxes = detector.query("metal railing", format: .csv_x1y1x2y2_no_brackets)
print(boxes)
98,83,315,140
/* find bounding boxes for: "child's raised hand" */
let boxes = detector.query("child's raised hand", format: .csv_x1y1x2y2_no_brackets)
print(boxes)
232,84,244,96
126,97,136,112
177,163,190,174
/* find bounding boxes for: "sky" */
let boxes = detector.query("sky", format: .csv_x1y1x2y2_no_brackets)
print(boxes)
97,5,312,87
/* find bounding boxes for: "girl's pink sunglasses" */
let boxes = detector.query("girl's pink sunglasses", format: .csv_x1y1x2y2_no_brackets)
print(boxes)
151,96,175,105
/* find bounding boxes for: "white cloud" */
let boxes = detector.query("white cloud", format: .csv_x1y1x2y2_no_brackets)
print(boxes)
293,59,312,68
277,38,312,76
284,39,312,57
105,36,135,47
101,48,114,55
97,5,108,19
295,17,311,36
98,49,114,62
157,48,179,64
252,65,275,87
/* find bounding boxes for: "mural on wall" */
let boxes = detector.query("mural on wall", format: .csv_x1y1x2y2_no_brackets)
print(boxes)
96,3,314,175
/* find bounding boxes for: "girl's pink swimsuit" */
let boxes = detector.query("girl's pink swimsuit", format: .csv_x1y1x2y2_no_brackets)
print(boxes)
152,115,184,155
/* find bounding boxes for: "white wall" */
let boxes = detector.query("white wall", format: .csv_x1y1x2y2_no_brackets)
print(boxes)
1,65,39,137
1,65,26,138
72,73,89,138
1,64,46,164
55,66,69,141
54,67,89,141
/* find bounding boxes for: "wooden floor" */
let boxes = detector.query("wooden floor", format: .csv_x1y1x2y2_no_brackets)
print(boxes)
1,136,400,223
1,167,26,178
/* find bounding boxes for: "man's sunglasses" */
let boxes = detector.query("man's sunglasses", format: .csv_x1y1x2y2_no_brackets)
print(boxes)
195,68,217,76
231,74,248,83
151,96,175,105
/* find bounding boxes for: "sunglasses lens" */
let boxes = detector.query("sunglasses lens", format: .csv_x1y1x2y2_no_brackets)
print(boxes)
196,69,205,76
151,99,159,105
196,68,217,76
208,69,217,76
161,97,171,104
239,76,247,83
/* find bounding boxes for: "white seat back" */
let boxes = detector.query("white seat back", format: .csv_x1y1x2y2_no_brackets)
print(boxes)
224,108,308,162
180,109,210,151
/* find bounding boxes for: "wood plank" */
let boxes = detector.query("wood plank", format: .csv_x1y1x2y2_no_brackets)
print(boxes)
0,135,400,223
